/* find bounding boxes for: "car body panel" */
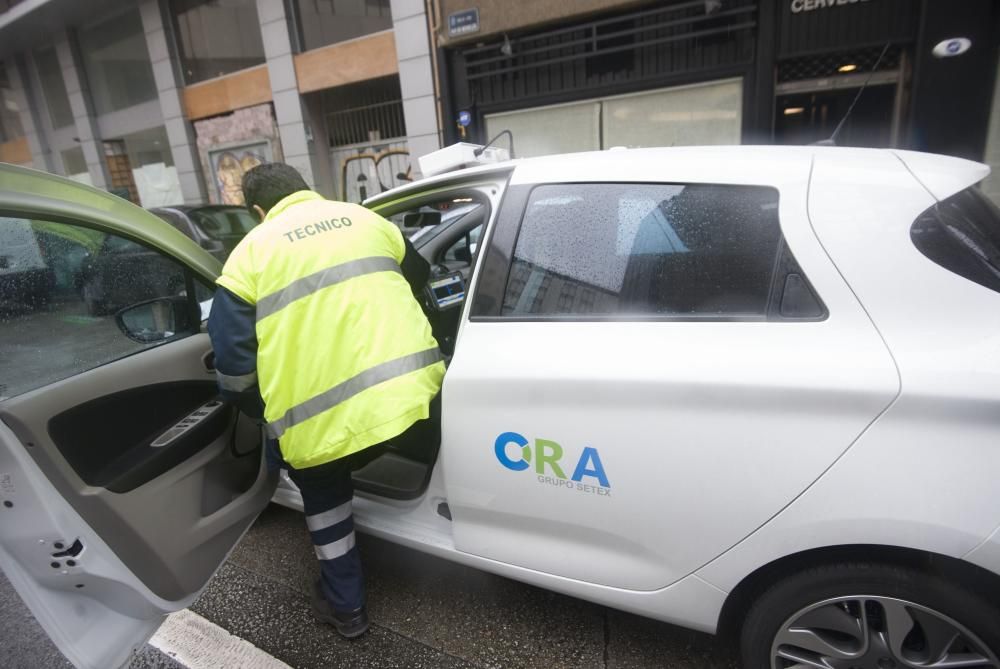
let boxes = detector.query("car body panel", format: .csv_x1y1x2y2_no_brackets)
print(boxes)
696,148,1000,595
894,148,991,201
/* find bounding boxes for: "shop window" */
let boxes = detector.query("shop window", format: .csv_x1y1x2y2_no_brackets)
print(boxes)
501,183,783,319
33,47,74,129
170,0,265,84
295,0,392,52
78,8,158,115
0,62,24,143
485,79,742,159
105,127,182,208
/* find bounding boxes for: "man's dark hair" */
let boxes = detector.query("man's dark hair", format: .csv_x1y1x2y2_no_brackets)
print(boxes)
241,163,309,213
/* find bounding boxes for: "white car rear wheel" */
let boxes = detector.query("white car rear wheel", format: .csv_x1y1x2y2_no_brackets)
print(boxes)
740,562,1000,669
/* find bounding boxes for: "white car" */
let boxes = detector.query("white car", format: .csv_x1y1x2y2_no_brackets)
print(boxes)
1,145,1000,669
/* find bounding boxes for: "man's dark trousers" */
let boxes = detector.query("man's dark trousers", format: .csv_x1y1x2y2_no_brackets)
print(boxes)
284,395,441,613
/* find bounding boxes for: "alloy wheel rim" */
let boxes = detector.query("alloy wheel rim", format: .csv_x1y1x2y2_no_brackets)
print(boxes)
770,595,1000,669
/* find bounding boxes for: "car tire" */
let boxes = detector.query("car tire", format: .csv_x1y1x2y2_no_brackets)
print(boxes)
740,561,1000,669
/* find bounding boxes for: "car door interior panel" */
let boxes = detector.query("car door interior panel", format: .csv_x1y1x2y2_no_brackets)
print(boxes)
46,381,228,493
0,333,275,601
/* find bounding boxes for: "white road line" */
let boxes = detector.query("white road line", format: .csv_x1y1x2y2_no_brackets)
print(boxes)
149,609,292,669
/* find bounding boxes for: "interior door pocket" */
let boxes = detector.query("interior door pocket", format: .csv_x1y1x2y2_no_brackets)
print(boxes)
47,381,232,493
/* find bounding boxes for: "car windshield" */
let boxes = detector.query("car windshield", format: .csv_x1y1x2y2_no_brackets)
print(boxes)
188,207,258,239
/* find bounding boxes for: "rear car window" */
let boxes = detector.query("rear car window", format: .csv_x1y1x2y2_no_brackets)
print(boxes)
911,188,1000,294
501,183,786,318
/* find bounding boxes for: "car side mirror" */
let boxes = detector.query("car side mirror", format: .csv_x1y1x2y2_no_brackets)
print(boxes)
403,211,442,228
454,245,473,264
115,296,194,344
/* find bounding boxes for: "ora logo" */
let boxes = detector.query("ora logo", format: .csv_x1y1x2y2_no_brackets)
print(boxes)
494,431,611,493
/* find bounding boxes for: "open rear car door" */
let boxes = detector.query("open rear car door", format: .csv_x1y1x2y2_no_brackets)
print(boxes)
0,165,276,668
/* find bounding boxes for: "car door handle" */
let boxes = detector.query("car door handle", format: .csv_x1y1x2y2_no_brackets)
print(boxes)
202,350,216,372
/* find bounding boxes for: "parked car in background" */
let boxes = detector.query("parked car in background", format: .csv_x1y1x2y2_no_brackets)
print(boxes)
149,205,258,262
0,218,54,309
77,233,191,316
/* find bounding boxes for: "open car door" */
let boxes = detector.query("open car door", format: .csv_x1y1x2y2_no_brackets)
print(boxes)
0,165,275,669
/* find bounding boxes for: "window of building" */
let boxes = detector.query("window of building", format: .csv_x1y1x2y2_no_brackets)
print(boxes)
0,218,202,400
61,147,91,184
0,62,24,143
170,0,266,84
911,188,1000,295
485,79,742,158
322,75,405,146
501,183,784,318
116,126,182,207
78,8,158,115
294,0,392,52
34,47,74,129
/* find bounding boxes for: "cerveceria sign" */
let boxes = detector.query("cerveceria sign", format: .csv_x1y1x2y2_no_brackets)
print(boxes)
791,0,871,13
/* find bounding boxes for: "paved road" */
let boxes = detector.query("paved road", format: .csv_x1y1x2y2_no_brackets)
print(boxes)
1,503,739,668
202,504,739,668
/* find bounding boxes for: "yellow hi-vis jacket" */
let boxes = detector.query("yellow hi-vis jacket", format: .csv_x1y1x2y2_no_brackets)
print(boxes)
217,190,444,469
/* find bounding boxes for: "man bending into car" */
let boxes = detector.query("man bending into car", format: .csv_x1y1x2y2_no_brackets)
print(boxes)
207,162,443,639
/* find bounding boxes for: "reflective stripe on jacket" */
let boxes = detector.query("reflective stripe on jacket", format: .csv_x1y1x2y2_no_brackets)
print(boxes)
216,190,444,469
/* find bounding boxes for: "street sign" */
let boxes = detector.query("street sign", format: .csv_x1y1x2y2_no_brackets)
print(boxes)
448,8,480,38
457,111,472,127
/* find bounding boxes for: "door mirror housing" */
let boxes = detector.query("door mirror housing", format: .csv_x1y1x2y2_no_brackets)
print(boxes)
454,245,473,264
403,210,442,228
115,296,194,344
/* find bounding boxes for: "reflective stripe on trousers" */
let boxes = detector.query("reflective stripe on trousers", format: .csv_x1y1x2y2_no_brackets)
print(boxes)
289,461,364,613
266,347,443,439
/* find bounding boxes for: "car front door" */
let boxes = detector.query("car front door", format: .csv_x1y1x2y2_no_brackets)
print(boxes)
0,165,274,669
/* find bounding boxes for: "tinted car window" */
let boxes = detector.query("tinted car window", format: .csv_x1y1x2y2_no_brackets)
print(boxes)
911,188,1000,294
0,218,199,400
501,183,782,317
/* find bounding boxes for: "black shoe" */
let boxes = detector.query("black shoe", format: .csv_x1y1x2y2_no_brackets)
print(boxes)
311,580,369,639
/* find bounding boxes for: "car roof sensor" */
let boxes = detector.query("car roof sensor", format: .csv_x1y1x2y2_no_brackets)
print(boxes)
418,131,515,177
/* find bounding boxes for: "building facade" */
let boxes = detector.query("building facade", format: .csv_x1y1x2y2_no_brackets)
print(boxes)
1,0,1000,207
435,0,1000,200
0,0,440,206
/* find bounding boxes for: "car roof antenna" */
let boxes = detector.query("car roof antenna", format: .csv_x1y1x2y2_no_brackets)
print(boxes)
813,42,892,147
474,130,515,159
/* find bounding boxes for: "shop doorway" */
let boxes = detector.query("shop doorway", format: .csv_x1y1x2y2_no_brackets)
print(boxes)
773,46,907,149
774,83,897,147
